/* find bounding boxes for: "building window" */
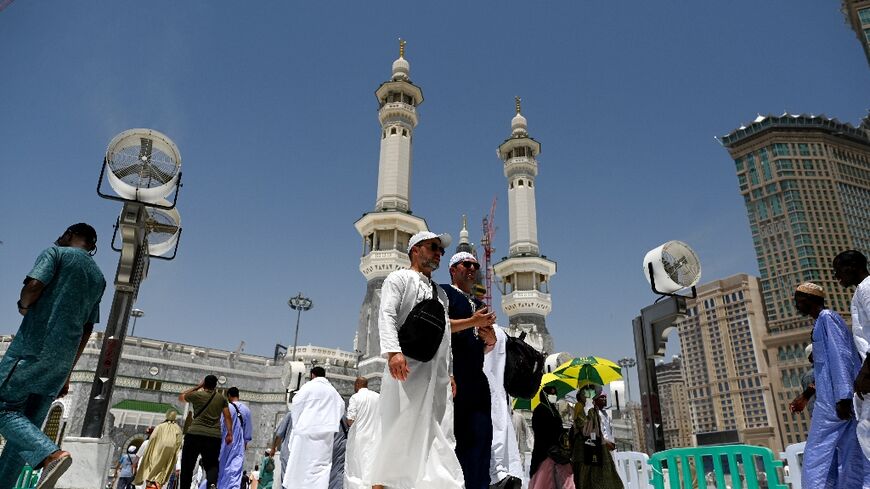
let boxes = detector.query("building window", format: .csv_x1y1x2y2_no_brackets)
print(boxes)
402,129,408,137
390,127,397,135
518,179,524,187
140,379,162,391
860,8,870,24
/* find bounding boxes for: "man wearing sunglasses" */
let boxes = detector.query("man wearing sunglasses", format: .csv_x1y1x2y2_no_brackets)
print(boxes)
369,231,465,489
440,251,497,489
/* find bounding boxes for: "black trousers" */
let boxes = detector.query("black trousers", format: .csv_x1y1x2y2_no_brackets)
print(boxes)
455,407,493,489
179,433,221,488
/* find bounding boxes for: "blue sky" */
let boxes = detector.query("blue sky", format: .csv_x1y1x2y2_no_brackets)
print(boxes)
1,2,867,392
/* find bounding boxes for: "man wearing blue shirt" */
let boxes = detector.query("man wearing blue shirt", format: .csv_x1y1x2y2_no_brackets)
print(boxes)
0,223,106,489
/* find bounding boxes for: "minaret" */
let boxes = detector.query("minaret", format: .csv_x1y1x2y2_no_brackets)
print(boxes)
455,215,474,254
354,41,428,382
492,98,557,353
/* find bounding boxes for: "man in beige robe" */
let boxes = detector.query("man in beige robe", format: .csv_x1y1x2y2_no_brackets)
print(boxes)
134,409,184,487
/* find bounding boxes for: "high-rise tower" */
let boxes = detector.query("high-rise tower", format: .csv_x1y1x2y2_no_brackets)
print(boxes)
493,99,557,353
354,41,428,380
720,112,870,446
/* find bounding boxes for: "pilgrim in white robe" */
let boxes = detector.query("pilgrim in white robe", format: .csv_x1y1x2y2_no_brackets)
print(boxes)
344,387,381,489
852,275,870,463
282,376,345,489
368,269,465,489
483,327,524,485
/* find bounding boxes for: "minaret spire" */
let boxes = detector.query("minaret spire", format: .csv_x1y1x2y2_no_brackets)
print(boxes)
353,46,429,382
515,96,522,115
493,100,557,354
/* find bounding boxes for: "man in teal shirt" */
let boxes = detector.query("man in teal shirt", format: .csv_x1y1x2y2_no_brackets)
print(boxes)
0,223,106,488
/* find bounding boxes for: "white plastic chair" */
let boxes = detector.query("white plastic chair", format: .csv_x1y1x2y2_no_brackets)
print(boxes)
612,451,653,489
779,441,806,488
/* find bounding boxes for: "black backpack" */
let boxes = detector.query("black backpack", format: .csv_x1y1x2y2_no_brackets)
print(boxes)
398,280,447,362
504,331,544,399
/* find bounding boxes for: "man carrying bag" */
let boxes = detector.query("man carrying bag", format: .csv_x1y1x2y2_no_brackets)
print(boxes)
178,375,232,489
368,231,465,489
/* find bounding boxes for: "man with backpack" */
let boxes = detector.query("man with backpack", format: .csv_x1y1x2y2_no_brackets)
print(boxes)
178,375,232,489
440,251,497,489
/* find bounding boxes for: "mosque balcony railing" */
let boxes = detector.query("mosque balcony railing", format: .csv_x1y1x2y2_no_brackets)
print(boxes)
501,290,552,316
378,102,418,125
360,249,410,281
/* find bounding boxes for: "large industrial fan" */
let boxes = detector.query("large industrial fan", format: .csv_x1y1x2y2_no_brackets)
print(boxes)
104,128,181,205
642,240,701,296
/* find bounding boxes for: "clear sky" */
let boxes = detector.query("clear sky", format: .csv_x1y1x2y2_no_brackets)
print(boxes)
1,2,867,392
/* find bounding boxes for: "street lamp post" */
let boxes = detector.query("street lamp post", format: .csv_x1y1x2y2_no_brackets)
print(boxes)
130,308,145,337
617,357,637,405
288,292,313,362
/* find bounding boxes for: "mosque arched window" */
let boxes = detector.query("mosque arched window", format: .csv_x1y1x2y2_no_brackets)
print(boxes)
402,129,408,137
518,179,524,187
528,180,533,188
509,182,514,189
390,127,397,135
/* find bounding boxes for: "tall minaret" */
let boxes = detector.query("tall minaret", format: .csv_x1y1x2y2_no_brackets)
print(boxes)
493,98,557,353
354,41,428,381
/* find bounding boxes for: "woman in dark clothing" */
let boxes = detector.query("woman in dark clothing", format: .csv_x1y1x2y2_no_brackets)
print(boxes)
530,386,564,476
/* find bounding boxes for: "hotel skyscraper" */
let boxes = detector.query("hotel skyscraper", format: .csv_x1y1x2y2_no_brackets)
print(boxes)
720,113,870,446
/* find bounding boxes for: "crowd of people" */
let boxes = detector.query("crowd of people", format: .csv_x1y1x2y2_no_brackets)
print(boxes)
7,224,870,488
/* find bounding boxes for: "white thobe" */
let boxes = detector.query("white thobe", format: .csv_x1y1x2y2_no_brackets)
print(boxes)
344,387,381,489
483,327,524,484
369,269,464,489
283,377,345,489
852,276,870,460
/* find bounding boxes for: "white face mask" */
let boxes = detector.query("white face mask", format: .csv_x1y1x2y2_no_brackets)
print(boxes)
547,394,558,404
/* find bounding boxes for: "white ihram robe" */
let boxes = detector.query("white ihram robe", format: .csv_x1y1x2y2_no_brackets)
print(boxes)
283,377,345,489
344,387,382,489
483,327,524,485
369,269,465,489
851,276,870,462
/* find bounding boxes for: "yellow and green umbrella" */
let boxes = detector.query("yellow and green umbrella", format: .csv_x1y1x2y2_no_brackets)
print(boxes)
512,372,576,411
553,356,622,388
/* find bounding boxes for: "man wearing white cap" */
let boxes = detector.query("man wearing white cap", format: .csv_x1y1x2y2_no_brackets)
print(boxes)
369,231,465,489
440,251,497,489
794,282,865,488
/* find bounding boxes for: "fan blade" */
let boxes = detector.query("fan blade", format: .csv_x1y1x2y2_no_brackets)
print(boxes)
112,162,146,180
143,163,175,184
139,138,153,161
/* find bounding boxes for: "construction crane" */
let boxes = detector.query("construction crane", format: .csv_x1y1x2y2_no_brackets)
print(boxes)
481,197,497,308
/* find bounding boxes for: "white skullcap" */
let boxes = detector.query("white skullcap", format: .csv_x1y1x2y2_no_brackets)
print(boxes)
449,252,477,267
408,231,452,251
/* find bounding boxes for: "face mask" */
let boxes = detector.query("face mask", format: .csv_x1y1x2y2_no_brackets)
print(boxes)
547,394,558,404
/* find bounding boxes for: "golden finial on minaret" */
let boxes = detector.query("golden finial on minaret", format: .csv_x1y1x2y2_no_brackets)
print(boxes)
462,214,468,230
399,38,406,58
515,96,522,115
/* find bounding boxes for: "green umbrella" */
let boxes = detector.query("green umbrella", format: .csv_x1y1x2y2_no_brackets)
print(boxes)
512,372,576,411
552,356,622,387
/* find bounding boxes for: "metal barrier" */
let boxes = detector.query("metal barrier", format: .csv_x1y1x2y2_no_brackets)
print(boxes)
14,465,40,489
648,444,787,489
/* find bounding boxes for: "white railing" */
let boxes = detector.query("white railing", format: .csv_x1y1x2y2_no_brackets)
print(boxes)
613,451,653,489
780,441,806,488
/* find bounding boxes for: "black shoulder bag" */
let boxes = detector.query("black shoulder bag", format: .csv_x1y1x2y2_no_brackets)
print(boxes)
398,280,446,362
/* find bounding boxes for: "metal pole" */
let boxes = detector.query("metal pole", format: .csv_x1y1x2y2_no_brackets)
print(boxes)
130,309,144,337
288,292,312,363
81,203,147,438
292,306,302,362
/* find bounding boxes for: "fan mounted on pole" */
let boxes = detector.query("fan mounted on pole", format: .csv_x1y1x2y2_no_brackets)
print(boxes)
642,240,701,299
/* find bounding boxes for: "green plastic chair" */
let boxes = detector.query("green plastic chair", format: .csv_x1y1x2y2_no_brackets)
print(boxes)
648,444,787,489
14,464,40,489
